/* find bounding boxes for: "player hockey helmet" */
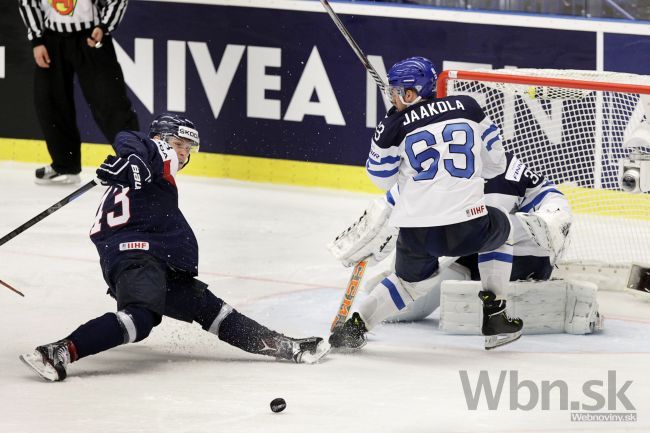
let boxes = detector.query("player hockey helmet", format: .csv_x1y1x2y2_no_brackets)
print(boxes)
149,113,200,153
387,56,438,100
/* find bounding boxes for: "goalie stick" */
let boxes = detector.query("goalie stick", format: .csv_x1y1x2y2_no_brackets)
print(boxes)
319,0,387,95
330,259,368,332
0,179,97,247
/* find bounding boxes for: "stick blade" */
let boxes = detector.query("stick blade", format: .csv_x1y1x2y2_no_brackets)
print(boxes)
0,279,24,297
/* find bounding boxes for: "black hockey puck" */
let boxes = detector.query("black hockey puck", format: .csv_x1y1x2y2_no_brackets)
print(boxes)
270,398,286,413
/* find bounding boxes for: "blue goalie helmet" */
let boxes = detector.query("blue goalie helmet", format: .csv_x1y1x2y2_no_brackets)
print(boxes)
149,113,200,153
387,56,438,99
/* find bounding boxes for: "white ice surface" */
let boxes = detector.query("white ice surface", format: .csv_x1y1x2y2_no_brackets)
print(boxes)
1,161,649,433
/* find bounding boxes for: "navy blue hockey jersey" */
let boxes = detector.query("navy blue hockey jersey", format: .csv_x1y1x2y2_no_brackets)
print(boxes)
90,131,199,276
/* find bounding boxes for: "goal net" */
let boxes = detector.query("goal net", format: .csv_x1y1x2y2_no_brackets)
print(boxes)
438,69,650,278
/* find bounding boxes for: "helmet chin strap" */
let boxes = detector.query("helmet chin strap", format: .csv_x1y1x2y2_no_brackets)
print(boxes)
399,94,422,107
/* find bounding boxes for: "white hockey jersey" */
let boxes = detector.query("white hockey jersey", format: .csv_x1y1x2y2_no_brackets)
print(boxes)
385,151,570,258
367,95,506,227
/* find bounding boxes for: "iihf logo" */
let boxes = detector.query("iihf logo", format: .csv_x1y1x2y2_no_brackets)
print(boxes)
465,205,487,218
119,242,150,251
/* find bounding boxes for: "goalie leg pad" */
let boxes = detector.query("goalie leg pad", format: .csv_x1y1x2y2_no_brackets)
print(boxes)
439,279,601,335
564,280,602,335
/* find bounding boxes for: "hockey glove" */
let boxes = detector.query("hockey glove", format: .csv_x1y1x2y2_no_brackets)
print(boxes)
328,198,398,267
96,154,152,190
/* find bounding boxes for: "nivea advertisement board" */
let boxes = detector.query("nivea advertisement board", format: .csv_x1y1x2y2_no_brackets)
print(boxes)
1,0,648,168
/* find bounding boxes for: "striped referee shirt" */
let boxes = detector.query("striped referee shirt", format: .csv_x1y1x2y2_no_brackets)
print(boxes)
18,0,128,46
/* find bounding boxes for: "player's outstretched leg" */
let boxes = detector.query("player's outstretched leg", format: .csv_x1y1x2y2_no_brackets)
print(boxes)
20,339,77,382
194,290,329,363
478,290,523,350
219,316,329,364
329,312,368,350
21,306,160,381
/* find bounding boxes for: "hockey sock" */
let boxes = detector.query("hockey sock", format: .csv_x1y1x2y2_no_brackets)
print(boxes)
67,313,127,360
196,290,281,355
67,307,159,360
478,243,513,299
194,289,225,329
217,311,280,355
359,275,413,330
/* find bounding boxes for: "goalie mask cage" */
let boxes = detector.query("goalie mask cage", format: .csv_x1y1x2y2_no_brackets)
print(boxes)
438,69,650,271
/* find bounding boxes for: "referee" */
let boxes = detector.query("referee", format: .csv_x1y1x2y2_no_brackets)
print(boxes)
18,0,139,185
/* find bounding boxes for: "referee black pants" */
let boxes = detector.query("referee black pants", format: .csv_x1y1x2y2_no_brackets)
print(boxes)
34,30,139,174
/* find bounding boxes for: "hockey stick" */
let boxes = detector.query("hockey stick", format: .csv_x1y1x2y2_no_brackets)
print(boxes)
330,259,368,332
0,279,24,297
319,1,387,330
319,0,388,95
0,179,98,247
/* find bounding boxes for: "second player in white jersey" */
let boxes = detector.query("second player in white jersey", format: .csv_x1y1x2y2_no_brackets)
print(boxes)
329,56,523,351
368,94,507,227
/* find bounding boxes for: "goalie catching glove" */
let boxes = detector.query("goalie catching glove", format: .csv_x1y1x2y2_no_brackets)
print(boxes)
516,206,572,264
96,154,152,190
328,198,398,267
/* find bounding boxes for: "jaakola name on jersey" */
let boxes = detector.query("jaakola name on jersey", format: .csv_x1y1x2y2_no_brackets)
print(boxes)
403,100,466,126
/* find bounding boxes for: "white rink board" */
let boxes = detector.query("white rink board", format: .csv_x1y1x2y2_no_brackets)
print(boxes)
1,162,649,433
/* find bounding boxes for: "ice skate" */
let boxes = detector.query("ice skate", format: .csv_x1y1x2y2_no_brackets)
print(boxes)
328,312,368,351
35,165,81,185
479,291,523,350
20,339,75,381
274,336,330,364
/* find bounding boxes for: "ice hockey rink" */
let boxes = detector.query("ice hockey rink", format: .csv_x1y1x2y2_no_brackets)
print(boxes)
1,162,649,433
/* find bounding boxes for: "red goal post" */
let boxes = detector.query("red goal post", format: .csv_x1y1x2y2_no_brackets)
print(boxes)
437,70,650,98
437,69,650,291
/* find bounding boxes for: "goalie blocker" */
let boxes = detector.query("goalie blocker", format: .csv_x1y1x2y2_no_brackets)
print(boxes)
439,279,603,335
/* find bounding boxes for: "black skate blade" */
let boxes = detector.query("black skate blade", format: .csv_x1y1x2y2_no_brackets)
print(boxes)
484,331,522,350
